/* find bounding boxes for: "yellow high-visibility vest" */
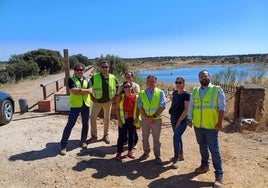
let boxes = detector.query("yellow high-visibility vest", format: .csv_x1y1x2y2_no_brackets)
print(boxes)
192,85,220,129
69,76,91,108
92,73,116,99
139,88,162,119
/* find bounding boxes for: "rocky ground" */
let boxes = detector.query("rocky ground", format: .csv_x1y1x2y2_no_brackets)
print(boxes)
0,67,267,188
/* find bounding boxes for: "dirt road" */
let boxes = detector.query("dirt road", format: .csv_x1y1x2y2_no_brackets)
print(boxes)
0,71,267,188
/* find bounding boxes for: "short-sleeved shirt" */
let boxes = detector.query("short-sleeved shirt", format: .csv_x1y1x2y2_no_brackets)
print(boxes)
169,90,190,118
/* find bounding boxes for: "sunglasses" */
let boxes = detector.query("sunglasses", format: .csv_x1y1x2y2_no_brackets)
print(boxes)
75,69,84,72
123,85,131,89
101,66,109,69
175,81,183,84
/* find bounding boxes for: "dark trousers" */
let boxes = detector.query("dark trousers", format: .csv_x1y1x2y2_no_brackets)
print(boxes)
117,117,136,153
61,105,90,148
134,129,138,146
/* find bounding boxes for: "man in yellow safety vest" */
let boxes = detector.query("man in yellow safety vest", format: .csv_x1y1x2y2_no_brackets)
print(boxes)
138,75,166,165
188,70,226,188
86,60,118,145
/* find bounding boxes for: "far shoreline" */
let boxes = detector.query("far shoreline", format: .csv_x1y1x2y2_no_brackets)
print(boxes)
131,62,264,72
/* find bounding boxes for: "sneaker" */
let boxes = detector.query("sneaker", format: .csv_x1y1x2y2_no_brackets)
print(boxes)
214,179,223,188
80,141,87,149
86,136,97,144
139,152,149,161
115,153,122,160
179,153,184,161
155,157,163,165
102,135,110,144
195,164,209,174
127,151,135,159
172,159,179,169
60,148,67,156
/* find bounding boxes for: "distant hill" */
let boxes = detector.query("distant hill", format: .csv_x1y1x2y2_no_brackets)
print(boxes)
122,53,268,65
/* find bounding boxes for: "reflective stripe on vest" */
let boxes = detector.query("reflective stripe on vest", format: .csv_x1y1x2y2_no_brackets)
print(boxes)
139,88,162,119
192,85,220,129
69,76,91,108
92,73,116,99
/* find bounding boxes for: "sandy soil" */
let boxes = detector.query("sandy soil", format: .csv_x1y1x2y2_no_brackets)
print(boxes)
0,65,268,188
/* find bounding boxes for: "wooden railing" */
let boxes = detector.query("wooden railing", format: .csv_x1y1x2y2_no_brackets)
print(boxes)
40,77,65,100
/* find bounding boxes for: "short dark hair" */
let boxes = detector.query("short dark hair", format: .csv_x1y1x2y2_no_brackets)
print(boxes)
176,77,185,83
99,60,110,67
146,74,157,81
123,80,132,87
125,71,134,78
198,70,210,77
73,63,85,70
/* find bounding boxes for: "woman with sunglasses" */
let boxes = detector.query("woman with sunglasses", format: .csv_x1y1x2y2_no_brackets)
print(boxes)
115,80,139,160
169,77,190,168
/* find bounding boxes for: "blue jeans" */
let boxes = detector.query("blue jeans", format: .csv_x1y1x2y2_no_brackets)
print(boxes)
171,116,187,159
61,105,90,148
194,127,223,180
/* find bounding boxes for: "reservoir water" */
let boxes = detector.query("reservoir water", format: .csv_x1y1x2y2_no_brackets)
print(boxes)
138,65,267,83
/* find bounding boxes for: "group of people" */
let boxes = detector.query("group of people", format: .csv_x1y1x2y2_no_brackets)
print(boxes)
59,60,226,188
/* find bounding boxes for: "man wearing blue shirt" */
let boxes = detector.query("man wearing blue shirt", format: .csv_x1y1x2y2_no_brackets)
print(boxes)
188,70,226,188
137,75,166,165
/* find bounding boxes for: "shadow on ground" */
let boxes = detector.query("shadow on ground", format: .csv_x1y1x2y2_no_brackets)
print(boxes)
72,145,213,187
8,140,80,161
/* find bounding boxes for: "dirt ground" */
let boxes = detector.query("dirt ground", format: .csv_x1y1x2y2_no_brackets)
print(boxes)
0,66,268,188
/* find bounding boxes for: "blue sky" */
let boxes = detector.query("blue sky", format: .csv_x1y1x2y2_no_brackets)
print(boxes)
1,0,268,61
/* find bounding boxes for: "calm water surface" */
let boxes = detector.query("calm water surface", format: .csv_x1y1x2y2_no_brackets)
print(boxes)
138,65,267,83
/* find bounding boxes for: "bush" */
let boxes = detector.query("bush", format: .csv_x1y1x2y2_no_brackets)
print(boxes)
6,61,39,81
0,70,12,84
212,65,266,85
21,49,64,74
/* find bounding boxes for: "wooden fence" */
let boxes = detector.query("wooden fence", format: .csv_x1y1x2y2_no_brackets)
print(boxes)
213,81,237,94
40,77,65,100
213,82,238,123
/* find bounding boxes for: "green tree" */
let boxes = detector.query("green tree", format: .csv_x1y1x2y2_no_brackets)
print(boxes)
22,49,64,74
69,56,79,69
97,55,128,75
69,54,92,69
74,54,92,66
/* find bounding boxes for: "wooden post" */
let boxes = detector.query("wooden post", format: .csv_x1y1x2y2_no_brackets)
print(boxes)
233,86,240,122
64,49,70,95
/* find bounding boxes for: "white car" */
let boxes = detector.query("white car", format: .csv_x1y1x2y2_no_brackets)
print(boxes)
0,90,14,125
